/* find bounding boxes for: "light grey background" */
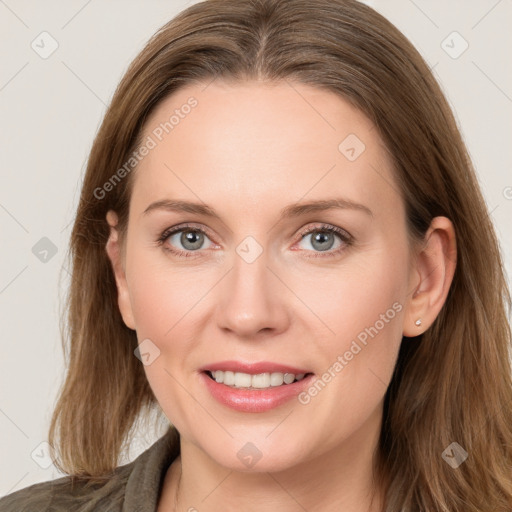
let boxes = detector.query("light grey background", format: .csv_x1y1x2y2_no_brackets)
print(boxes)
1,0,511,496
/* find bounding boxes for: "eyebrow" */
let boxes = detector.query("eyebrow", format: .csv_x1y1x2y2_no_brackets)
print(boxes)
142,198,373,220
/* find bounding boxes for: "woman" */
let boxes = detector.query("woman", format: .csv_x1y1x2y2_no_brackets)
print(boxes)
1,0,511,510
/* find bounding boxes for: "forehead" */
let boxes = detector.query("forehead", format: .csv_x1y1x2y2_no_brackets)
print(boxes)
130,80,400,221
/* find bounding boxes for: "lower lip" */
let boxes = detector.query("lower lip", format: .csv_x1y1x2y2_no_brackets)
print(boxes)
200,371,315,413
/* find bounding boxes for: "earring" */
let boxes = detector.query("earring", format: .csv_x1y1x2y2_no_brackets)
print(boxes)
415,318,422,326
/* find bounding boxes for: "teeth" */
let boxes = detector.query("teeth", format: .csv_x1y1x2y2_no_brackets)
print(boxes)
210,370,307,389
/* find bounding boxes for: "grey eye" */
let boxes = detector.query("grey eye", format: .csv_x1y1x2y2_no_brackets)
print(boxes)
169,230,211,251
299,230,342,252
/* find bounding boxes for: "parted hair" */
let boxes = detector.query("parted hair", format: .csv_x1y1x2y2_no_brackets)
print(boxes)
47,0,512,510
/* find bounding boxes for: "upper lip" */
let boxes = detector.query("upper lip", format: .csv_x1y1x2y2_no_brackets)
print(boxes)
199,360,312,375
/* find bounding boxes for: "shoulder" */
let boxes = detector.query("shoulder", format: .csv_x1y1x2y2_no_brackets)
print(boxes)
0,466,130,512
0,427,180,512
0,475,59,511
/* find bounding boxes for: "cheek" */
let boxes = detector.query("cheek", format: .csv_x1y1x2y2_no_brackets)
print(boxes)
294,245,406,335
290,251,406,446
124,249,201,430
125,245,205,339
128,275,171,340
293,245,407,387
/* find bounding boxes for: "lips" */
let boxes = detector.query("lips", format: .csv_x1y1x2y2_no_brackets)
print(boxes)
198,360,315,412
199,360,312,375
200,371,315,412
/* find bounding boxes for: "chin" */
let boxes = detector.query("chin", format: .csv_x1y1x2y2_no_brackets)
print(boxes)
199,435,312,473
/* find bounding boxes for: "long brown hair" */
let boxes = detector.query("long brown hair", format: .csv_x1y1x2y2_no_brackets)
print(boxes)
48,0,512,509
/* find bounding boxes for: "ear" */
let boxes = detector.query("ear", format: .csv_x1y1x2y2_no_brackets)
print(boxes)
403,216,457,337
105,210,136,330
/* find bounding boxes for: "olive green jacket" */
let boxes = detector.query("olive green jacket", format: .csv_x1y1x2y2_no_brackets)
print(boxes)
0,428,180,511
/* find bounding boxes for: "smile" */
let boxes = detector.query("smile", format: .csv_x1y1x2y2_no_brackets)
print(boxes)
206,370,310,389
200,370,316,413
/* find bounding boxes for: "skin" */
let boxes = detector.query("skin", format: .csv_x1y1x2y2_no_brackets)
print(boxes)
105,80,457,511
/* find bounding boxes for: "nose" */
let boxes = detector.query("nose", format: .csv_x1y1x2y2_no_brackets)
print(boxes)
215,247,291,339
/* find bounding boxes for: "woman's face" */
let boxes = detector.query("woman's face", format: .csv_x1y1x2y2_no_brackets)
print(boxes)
108,80,419,472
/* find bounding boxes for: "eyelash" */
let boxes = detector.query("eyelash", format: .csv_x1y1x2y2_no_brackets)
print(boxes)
155,222,353,259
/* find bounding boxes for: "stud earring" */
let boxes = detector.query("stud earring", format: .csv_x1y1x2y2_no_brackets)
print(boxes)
415,319,422,326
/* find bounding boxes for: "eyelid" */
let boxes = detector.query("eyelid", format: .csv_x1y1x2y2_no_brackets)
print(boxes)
293,223,353,258
157,222,353,258
158,222,217,242
296,223,351,241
